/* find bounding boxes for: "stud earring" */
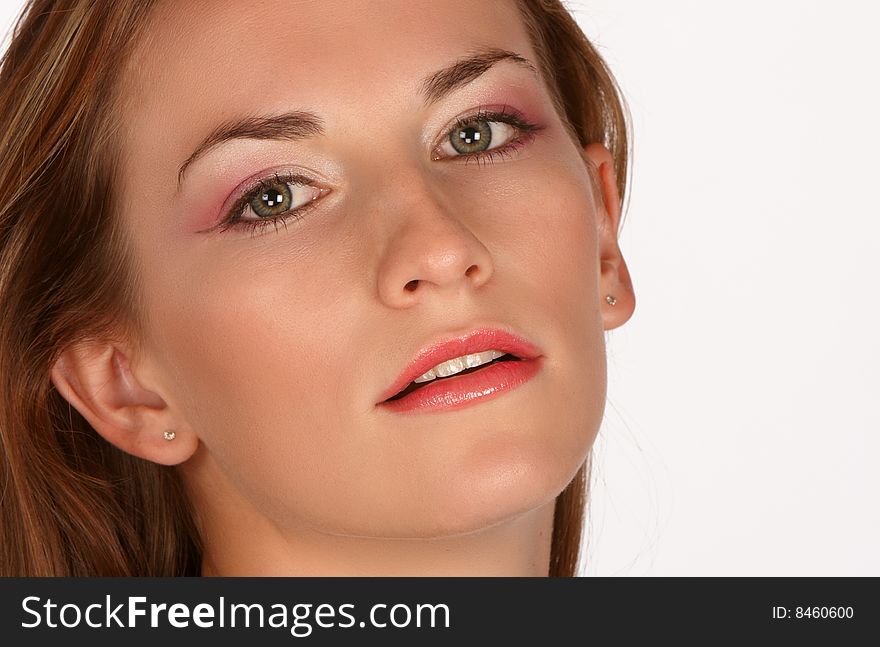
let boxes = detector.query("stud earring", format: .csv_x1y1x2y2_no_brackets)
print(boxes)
605,294,617,306
163,430,176,441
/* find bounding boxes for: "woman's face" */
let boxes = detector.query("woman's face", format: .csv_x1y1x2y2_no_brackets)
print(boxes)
117,0,620,539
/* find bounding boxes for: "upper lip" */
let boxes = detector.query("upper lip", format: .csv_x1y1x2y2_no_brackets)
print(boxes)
376,326,543,404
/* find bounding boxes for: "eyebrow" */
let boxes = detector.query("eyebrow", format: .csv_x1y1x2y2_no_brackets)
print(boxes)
176,47,538,186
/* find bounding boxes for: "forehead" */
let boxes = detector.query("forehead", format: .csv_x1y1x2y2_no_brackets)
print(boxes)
123,0,536,121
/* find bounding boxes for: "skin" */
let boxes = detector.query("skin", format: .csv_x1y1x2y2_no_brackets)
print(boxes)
50,0,634,575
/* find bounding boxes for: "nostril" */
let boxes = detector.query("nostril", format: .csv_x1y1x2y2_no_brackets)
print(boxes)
465,264,478,278
405,279,419,292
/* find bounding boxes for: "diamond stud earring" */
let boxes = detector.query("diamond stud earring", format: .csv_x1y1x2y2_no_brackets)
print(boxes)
163,430,176,441
605,294,617,306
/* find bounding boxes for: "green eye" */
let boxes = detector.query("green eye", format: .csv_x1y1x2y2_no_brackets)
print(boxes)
249,181,292,218
450,120,493,155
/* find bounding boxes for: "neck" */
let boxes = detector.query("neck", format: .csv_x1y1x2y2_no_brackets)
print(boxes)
198,499,556,577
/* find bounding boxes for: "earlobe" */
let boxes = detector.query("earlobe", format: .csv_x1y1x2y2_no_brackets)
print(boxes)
582,143,636,331
50,341,198,466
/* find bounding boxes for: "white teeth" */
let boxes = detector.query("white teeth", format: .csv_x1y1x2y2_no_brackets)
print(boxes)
413,350,507,383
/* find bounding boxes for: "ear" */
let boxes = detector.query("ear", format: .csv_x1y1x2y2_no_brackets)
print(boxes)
583,143,636,331
49,341,198,466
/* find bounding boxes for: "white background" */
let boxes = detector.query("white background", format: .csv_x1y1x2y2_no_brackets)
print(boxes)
2,1,877,575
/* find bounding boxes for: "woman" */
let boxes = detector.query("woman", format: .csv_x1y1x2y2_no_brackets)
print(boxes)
0,0,634,576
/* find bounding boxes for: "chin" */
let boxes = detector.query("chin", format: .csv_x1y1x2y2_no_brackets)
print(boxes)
405,450,583,540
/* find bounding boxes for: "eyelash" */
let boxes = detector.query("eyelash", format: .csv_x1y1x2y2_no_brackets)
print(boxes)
217,105,544,236
216,171,318,236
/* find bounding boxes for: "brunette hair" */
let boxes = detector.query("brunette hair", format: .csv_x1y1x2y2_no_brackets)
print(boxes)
0,0,629,576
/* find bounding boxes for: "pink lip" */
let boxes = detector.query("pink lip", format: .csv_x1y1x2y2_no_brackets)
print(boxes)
375,327,544,413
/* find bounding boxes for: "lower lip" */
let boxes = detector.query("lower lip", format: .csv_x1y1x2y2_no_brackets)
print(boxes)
377,357,543,414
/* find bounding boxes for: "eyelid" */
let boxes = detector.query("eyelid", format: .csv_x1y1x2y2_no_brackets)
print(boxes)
428,103,539,157
196,169,326,234
225,170,318,217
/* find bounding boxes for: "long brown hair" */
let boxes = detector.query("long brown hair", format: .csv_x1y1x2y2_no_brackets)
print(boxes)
0,0,629,576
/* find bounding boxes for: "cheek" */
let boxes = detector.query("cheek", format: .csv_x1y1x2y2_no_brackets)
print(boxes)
487,155,602,310
138,244,386,527
141,242,358,459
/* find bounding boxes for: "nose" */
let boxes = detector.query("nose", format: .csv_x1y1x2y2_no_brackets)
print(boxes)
374,172,494,308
